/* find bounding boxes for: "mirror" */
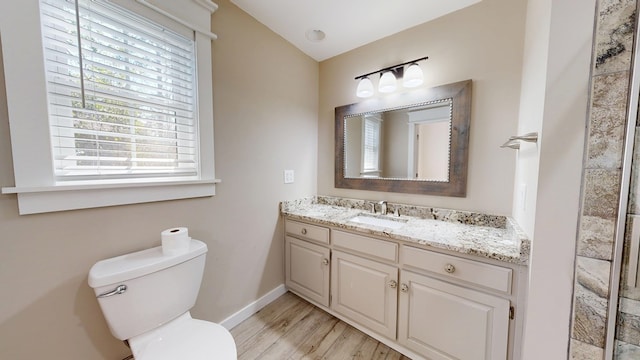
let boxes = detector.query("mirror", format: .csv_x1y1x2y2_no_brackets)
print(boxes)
335,79,471,196
344,100,453,181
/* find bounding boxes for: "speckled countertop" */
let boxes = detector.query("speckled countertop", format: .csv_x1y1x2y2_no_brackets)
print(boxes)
281,196,530,265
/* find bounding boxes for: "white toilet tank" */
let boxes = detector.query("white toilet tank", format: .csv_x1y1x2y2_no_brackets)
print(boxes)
88,240,208,340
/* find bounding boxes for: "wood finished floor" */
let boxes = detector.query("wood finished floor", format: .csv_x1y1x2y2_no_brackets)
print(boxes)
231,292,412,360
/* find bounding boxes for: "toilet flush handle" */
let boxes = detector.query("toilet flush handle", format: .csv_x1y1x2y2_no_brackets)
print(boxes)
97,284,127,298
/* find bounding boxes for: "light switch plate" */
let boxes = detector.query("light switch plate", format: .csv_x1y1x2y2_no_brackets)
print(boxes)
284,170,294,184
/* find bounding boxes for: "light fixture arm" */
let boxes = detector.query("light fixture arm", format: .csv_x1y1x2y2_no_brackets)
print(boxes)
354,56,428,80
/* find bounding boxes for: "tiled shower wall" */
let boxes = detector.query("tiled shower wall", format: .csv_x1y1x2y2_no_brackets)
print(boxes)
569,0,638,359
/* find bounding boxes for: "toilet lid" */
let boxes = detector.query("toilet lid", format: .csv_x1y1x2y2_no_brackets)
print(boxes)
129,314,237,360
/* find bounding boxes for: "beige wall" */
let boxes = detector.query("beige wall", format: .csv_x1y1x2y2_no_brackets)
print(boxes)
0,0,318,358
318,0,527,215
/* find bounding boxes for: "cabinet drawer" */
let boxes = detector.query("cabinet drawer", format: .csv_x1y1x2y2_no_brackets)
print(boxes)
333,230,398,263
401,246,512,294
285,219,329,245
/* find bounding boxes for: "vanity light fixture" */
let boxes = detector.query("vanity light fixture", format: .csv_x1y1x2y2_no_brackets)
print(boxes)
354,56,428,98
378,71,397,93
356,77,375,98
403,63,424,88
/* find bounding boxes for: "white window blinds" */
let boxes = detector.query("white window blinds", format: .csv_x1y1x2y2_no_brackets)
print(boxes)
40,0,198,181
362,115,382,172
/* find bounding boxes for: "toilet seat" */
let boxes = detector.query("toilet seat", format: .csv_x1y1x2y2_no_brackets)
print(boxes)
128,312,237,360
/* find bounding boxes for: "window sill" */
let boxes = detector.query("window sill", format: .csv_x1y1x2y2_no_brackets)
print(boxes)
2,178,221,215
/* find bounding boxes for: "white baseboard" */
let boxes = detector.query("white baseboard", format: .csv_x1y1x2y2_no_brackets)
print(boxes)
219,284,287,330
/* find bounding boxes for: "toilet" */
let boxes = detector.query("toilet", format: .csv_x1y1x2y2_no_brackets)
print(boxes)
88,239,237,360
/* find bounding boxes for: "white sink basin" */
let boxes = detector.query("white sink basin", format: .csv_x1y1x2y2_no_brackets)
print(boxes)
348,215,406,229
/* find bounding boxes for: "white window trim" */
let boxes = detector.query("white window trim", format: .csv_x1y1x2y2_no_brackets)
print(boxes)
0,0,220,215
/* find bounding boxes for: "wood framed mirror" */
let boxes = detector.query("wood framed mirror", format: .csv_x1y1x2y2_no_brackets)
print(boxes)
335,79,471,196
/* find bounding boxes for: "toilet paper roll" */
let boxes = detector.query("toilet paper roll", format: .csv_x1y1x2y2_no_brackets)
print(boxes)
161,227,191,255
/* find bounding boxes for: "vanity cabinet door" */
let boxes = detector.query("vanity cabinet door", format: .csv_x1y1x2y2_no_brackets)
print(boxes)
398,271,509,360
285,236,330,307
331,250,398,339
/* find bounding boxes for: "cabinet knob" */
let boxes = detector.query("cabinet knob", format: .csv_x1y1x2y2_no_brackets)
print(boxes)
400,283,409,292
301,228,307,235
388,280,397,289
322,258,329,266
444,263,456,273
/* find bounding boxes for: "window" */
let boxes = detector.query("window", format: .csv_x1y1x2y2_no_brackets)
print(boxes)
0,0,219,214
361,114,382,177
42,0,198,180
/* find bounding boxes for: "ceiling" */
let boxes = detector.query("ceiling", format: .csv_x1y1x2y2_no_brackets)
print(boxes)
229,0,481,61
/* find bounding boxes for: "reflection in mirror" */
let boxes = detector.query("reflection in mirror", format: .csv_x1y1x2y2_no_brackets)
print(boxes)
344,100,452,181
335,79,471,197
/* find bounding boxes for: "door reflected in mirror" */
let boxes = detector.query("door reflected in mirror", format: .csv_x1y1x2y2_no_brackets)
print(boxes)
344,100,452,182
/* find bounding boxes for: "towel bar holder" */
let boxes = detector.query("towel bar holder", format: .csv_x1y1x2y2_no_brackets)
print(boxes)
500,132,538,150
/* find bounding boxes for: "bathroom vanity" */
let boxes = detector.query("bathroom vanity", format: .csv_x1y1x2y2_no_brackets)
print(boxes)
281,196,529,360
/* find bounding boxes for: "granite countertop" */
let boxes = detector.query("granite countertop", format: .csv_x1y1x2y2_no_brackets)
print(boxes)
281,196,530,265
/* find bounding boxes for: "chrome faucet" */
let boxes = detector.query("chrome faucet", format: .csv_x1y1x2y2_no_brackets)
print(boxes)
378,200,388,215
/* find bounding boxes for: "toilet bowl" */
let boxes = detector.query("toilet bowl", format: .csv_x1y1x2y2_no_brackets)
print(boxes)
88,239,236,359
128,313,236,360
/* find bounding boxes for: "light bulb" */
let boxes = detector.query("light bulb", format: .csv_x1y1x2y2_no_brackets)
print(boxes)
403,63,424,88
378,71,397,93
356,77,374,98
